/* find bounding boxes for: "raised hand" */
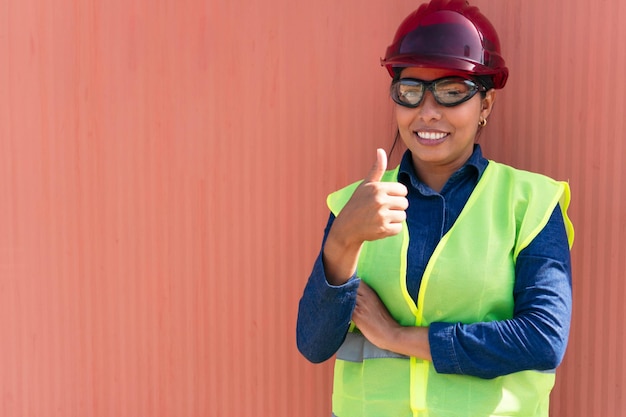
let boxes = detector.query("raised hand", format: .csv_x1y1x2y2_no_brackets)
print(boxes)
322,149,408,285
331,148,408,245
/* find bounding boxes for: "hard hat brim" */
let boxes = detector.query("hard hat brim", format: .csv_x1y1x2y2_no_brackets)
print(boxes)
381,54,508,89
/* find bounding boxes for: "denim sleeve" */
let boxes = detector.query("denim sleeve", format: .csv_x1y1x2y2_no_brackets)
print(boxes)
296,213,361,363
429,206,573,379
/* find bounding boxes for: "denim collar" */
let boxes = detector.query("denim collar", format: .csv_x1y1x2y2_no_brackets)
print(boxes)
397,144,488,195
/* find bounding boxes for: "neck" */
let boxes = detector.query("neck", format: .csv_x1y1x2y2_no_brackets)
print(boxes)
415,170,451,193
412,158,467,193
409,146,475,193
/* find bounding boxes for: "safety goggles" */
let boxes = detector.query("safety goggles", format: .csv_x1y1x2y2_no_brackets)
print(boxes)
390,76,486,108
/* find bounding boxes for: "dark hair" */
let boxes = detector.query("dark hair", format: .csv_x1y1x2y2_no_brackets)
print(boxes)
473,75,495,94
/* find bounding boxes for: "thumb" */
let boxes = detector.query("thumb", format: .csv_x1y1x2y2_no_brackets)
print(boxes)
364,148,387,183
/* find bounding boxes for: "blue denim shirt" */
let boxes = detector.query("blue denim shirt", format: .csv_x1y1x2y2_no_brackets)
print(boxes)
296,145,572,379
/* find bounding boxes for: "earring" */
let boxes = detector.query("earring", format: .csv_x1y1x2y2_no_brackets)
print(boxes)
479,118,487,127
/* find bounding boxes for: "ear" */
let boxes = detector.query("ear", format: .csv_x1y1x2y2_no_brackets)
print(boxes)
480,89,497,121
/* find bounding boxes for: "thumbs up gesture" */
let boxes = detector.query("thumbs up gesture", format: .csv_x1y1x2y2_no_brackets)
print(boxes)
323,149,408,285
336,148,408,242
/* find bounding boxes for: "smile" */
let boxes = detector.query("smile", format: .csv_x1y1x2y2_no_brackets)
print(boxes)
416,131,448,140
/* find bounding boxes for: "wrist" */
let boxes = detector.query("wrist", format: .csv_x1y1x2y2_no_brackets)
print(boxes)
322,235,363,286
380,323,404,352
383,326,432,361
324,231,362,257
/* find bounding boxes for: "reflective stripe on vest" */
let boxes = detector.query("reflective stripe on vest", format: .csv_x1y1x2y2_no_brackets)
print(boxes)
338,331,557,373
337,331,409,362
328,161,573,417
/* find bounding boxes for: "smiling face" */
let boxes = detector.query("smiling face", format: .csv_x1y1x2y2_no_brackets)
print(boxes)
395,67,496,181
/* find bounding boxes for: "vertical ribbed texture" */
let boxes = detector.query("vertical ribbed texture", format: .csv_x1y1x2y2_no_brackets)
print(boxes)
0,0,409,416
0,0,623,416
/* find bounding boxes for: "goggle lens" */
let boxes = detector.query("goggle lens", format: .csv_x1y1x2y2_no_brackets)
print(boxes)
390,77,485,108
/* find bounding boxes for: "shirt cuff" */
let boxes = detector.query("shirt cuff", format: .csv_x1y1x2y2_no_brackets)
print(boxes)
429,322,463,374
310,251,360,303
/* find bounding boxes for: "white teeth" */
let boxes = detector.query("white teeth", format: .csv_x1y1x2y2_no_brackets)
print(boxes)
417,131,447,140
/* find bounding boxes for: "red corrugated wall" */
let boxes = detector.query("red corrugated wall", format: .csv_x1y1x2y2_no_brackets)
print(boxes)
1,0,624,416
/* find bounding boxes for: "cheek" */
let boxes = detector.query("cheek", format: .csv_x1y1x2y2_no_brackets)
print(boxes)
449,104,482,131
394,107,415,130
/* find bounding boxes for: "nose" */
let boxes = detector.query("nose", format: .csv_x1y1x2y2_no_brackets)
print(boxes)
417,91,442,122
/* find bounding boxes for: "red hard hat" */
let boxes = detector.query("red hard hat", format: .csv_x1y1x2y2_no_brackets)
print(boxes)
381,0,508,89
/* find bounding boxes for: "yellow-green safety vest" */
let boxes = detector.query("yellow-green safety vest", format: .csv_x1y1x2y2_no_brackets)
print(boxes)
326,161,574,417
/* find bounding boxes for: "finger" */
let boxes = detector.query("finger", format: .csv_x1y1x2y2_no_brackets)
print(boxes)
363,148,387,183
384,209,407,224
386,195,409,210
380,182,408,197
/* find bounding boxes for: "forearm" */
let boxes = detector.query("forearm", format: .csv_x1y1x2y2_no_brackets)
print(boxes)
322,231,362,286
429,207,572,379
296,251,360,363
429,312,569,379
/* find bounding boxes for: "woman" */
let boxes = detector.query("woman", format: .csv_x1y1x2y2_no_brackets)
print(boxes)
296,1,574,416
